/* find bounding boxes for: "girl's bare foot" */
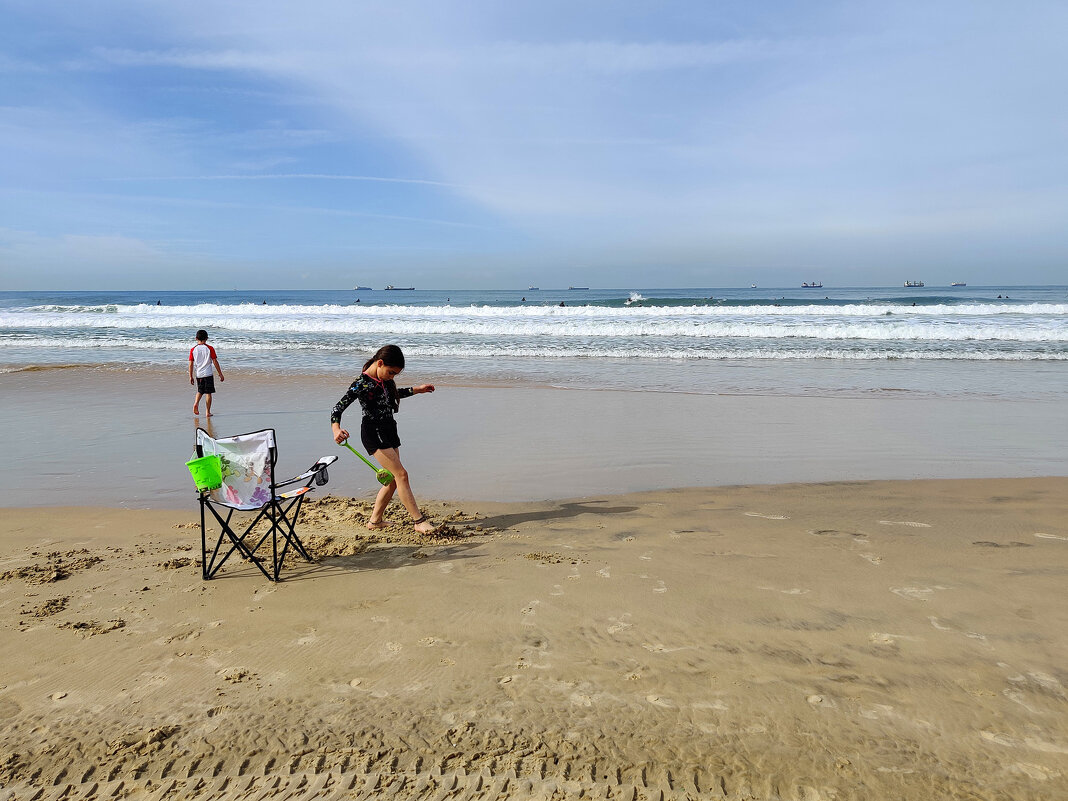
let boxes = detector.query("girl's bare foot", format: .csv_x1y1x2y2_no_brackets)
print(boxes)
412,516,439,535
366,520,388,531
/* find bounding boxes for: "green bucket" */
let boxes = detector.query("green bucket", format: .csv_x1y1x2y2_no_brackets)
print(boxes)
186,454,223,492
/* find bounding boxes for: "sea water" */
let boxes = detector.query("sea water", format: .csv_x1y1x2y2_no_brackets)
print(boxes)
1,286,1066,400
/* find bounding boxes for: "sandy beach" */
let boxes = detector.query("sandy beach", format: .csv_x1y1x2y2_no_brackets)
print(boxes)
2,477,1067,800
1,366,1067,800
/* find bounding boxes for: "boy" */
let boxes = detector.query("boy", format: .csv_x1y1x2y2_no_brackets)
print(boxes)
189,329,225,416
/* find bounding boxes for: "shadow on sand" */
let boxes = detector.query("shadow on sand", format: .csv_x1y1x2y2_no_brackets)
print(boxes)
472,499,640,531
201,500,639,583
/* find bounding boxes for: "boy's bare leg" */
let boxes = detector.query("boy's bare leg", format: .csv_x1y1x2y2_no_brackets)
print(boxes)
193,392,203,415
371,448,437,533
205,393,213,417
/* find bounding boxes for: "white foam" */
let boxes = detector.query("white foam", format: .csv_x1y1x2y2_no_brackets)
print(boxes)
5,336,1065,361
4,307,1066,342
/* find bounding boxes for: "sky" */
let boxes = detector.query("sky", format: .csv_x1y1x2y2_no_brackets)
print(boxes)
1,0,1066,290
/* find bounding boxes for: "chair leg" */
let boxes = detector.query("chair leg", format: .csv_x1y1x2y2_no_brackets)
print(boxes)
198,490,318,581
201,503,275,582
200,497,209,581
283,495,314,561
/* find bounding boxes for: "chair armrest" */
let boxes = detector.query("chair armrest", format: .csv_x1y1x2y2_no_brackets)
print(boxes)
275,455,339,487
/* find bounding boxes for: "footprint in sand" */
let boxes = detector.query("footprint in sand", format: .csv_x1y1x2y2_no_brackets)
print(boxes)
567,567,582,581
653,580,667,594
646,694,673,708
521,600,540,625
745,512,789,520
867,632,918,645
807,694,837,708
570,692,593,707
930,617,986,640
693,699,729,712
1010,762,1059,781
978,731,1068,754
607,613,632,634
597,566,611,579
859,553,883,565
891,585,948,601
1035,532,1068,541
1003,689,1041,714
550,584,564,596
878,520,931,528
386,641,402,653
759,586,810,595
296,629,318,646
809,529,868,542
642,642,693,654
859,703,896,720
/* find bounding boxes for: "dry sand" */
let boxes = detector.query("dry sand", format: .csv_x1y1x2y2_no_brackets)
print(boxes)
2,477,1067,800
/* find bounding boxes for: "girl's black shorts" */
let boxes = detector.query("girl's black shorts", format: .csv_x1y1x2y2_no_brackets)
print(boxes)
361,418,401,454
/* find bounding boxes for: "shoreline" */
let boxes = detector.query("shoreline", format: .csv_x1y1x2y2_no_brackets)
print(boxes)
1,477,1066,800
4,356,1067,402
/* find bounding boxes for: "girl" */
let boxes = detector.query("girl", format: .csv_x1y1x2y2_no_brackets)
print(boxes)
330,345,439,534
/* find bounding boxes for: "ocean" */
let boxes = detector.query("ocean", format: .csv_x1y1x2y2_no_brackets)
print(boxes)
2,285,1066,400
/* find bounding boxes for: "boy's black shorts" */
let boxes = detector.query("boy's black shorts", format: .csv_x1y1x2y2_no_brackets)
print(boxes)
361,418,401,454
196,375,216,394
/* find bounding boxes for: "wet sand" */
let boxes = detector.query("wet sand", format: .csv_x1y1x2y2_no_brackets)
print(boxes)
1,478,1067,800
1,367,1065,507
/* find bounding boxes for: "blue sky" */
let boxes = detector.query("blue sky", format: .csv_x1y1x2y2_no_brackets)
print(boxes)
1,0,1066,289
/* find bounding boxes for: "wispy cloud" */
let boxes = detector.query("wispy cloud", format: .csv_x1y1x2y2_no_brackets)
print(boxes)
119,173,462,188
91,38,795,75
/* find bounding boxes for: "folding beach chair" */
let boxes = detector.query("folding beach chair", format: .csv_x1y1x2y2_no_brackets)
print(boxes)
193,427,337,581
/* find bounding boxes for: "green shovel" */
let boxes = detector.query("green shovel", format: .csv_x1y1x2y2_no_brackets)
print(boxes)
339,441,395,486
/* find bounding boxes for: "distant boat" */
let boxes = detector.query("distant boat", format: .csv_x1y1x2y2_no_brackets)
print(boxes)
527,286,539,291
384,285,415,290
353,285,372,290
801,282,823,288
904,280,925,287
568,286,589,290
950,282,966,287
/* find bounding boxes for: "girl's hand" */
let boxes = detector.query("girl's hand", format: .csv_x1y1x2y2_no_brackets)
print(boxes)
414,384,435,394
333,427,349,444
